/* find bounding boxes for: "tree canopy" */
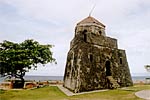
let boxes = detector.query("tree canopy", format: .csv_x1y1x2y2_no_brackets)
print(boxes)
0,39,56,80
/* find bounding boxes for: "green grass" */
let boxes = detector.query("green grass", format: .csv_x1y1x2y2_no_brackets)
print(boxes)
0,85,150,100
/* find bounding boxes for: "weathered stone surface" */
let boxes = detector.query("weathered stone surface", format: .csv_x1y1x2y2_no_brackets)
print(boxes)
64,16,133,93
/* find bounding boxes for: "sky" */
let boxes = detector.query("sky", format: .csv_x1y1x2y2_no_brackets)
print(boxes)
0,0,150,76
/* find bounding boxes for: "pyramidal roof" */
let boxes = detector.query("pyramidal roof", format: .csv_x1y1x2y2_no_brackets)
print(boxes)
77,16,105,27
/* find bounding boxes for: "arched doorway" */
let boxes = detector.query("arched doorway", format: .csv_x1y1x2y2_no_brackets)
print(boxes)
105,61,111,76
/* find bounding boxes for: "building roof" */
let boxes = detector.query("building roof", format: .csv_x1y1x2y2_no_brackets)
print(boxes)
77,16,105,27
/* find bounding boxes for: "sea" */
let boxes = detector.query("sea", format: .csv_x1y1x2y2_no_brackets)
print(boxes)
0,75,149,83
0,76,63,83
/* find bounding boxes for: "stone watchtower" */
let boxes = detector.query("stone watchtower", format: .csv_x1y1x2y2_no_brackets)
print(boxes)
64,16,133,93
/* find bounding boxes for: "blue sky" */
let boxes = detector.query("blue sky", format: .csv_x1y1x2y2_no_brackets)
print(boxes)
0,0,150,76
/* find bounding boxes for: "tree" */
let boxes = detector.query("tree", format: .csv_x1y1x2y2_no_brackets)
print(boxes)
0,39,56,87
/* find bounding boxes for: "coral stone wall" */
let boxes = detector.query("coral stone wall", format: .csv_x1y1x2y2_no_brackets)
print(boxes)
64,16,133,93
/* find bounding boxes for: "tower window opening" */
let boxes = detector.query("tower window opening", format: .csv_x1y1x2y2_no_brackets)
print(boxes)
89,54,93,62
120,58,123,64
84,34,87,42
67,72,70,77
82,30,87,42
99,31,102,35
83,30,87,34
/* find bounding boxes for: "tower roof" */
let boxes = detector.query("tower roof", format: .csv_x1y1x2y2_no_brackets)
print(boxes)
77,16,105,27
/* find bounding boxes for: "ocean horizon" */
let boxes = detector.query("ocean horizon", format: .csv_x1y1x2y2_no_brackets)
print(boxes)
0,75,64,83
24,75,64,81
0,75,150,83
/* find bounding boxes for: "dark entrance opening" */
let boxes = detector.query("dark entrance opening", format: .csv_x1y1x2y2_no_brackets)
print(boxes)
105,61,111,76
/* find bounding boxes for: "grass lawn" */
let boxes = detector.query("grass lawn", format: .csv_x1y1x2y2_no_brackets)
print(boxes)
0,85,150,100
